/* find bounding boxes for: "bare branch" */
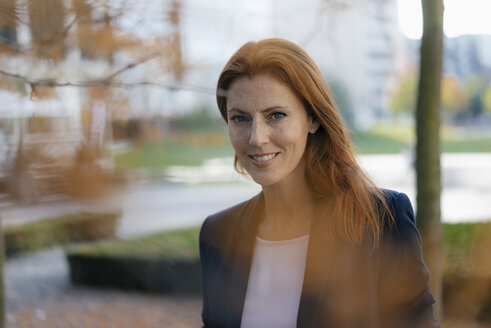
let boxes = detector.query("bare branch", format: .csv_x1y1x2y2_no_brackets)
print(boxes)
0,48,161,86
0,54,215,95
107,81,216,95
102,52,159,82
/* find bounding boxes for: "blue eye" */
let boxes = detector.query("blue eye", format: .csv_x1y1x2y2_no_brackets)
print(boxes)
230,115,249,123
271,112,286,120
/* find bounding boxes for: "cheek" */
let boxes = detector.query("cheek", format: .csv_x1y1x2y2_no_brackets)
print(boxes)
227,127,246,151
278,126,309,149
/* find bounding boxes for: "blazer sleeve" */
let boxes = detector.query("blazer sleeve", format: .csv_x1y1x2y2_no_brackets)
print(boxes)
378,192,440,328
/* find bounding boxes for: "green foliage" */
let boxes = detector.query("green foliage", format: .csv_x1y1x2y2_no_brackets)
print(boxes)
463,75,487,117
443,222,485,257
443,221,491,276
441,75,468,115
4,212,120,257
464,75,486,96
442,221,491,321
328,79,355,129
391,72,491,118
390,72,417,115
69,227,199,260
66,227,201,293
172,104,225,132
483,85,491,114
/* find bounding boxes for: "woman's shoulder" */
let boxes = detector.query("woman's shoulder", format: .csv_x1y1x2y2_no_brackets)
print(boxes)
200,192,263,241
381,188,415,222
379,188,422,248
377,190,438,326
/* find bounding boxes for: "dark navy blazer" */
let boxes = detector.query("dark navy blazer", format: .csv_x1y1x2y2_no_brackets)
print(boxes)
199,190,440,328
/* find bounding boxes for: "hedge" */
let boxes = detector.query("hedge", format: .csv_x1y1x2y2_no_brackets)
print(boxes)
66,227,200,294
66,221,491,320
443,221,491,322
4,212,120,257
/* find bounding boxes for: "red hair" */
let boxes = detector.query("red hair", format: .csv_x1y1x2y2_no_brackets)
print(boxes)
217,38,393,245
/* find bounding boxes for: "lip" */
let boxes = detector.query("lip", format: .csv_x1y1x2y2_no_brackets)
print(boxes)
248,152,279,168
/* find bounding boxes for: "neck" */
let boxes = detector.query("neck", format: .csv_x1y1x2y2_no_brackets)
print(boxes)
259,174,315,240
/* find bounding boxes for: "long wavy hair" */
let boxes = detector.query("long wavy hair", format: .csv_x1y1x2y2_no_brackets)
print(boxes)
217,38,393,245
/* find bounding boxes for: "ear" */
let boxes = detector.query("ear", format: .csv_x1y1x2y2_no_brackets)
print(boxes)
308,116,320,134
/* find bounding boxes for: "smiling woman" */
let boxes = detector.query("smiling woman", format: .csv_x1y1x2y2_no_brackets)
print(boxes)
226,74,319,188
199,38,440,328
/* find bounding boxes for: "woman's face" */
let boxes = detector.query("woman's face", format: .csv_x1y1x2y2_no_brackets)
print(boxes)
226,74,319,187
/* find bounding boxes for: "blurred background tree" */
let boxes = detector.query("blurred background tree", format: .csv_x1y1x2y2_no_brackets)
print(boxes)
415,0,444,317
389,70,417,116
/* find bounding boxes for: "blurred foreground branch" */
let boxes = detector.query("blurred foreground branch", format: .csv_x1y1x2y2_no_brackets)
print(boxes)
0,54,215,95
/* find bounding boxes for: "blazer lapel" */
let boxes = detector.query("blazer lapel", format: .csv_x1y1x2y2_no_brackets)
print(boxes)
298,220,381,328
224,193,264,327
297,213,338,327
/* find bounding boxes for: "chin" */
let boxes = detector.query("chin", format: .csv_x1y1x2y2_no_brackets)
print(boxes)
248,173,280,187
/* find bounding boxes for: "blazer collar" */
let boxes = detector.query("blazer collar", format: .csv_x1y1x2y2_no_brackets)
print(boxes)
236,192,264,235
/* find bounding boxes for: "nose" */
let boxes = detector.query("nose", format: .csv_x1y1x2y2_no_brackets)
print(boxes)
249,120,269,146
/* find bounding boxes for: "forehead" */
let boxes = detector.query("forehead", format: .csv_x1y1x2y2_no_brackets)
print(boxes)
226,74,302,111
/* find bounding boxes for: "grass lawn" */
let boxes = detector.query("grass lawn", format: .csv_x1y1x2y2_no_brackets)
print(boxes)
114,132,234,171
441,138,491,153
352,130,409,154
114,124,491,170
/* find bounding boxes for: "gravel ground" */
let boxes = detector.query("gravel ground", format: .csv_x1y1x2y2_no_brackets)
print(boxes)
5,248,202,328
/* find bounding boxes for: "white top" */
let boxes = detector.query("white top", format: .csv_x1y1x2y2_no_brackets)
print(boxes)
240,234,310,328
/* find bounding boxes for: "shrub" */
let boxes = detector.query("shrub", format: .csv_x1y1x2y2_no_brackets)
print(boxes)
4,212,120,257
66,227,200,294
443,221,491,322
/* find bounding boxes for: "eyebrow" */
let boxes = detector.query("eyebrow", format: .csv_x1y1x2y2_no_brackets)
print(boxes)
227,106,287,114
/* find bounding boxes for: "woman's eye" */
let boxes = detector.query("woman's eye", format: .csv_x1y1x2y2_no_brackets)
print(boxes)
230,115,249,123
271,112,286,120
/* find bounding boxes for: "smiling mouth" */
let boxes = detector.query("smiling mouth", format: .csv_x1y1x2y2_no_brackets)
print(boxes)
249,153,278,162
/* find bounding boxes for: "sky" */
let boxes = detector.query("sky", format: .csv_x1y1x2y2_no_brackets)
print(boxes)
397,0,491,39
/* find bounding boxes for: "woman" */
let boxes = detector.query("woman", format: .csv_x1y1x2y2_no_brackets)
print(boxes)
199,38,439,328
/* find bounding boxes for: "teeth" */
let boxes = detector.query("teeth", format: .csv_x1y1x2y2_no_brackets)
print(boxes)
252,153,276,161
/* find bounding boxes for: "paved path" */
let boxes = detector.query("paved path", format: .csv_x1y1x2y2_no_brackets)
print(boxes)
5,247,201,327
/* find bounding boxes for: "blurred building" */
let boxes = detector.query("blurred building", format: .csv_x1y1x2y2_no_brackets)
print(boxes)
270,0,405,128
406,34,491,82
164,0,406,128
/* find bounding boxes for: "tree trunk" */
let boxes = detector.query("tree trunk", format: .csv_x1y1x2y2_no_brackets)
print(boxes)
415,0,444,319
